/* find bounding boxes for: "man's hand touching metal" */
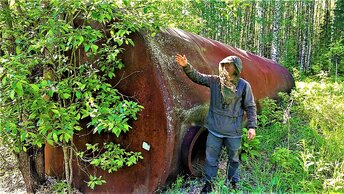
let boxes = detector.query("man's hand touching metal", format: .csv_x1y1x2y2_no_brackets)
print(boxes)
175,54,188,67
248,128,256,140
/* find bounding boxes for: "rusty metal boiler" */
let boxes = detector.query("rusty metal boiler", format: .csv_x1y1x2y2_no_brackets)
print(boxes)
45,28,294,193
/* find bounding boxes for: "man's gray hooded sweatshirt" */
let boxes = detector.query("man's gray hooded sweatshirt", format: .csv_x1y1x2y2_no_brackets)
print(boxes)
183,56,257,138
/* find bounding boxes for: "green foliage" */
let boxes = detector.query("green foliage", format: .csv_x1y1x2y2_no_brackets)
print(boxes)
87,175,106,190
258,97,284,128
312,38,344,78
254,81,344,192
271,147,300,171
240,128,261,161
212,177,231,193
85,142,143,173
333,0,344,41
52,180,72,194
257,93,292,150
0,0,140,144
162,175,202,194
1,0,198,190
172,176,184,190
168,175,185,193
293,80,344,159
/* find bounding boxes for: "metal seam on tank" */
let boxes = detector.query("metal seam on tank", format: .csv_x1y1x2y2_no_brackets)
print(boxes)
141,30,209,183
142,33,175,133
142,31,200,110
143,31,218,177
141,31,178,185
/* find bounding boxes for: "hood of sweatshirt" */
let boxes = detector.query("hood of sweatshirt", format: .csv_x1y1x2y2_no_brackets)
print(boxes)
218,56,243,74
218,56,243,105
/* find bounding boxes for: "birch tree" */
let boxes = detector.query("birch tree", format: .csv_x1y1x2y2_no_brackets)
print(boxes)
271,0,281,62
300,1,307,72
256,1,264,56
306,1,315,71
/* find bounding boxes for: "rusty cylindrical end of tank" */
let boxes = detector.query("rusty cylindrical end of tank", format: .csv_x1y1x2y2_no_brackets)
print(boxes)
181,126,208,176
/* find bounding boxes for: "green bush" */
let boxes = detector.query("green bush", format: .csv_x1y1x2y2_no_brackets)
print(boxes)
241,128,261,161
293,81,344,158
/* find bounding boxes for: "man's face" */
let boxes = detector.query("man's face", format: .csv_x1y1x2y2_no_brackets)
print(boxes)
223,63,237,76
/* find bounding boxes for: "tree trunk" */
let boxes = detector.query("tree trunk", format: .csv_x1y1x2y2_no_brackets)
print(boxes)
211,1,215,40
16,146,46,194
34,146,46,183
281,1,290,60
300,2,307,72
0,31,3,56
271,0,281,62
1,0,15,54
2,2,46,192
306,1,315,72
335,56,338,82
244,5,249,50
62,145,73,194
257,1,263,56
249,2,256,52
239,7,244,48
297,1,303,68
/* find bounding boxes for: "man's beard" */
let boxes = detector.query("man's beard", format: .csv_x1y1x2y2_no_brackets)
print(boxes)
219,71,239,105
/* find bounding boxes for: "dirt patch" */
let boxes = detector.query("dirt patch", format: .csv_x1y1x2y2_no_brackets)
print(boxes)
0,144,83,194
0,145,25,194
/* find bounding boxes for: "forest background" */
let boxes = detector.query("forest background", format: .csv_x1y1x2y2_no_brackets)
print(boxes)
0,0,343,193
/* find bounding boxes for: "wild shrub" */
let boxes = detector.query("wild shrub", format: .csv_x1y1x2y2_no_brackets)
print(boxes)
291,80,344,192
241,128,261,161
246,82,344,192
271,147,300,171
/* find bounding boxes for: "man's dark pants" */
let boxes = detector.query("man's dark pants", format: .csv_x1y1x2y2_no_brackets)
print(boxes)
204,132,241,183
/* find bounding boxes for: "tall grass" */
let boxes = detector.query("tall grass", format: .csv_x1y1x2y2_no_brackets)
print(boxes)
164,79,344,193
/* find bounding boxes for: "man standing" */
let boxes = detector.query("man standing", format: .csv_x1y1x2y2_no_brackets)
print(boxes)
175,54,257,193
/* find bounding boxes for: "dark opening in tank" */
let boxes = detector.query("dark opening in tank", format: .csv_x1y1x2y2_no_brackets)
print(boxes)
182,126,208,176
189,128,208,176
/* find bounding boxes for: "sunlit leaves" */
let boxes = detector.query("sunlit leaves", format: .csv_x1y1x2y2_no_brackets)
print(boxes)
241,128,261,161
14,81,23,96
86,142,143,173
87,175,106,190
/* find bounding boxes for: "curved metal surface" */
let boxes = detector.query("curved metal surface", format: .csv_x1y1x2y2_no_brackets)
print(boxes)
45,28,295,193
181,126,207,176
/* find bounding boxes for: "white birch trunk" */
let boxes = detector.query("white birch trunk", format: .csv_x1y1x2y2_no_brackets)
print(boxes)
245,6,249,50
271,0,281,62
300,2,307,72
300,32,307,72
282,1,290,59
257,1,264,56
306,1,315,71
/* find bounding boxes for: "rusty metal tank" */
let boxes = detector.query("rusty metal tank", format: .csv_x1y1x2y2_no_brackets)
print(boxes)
45,28,294,193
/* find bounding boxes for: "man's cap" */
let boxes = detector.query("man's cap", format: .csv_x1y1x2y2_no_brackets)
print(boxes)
219,56,243,73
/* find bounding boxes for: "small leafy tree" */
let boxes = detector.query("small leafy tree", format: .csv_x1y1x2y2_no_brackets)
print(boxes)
325,39,344,81
0,0,201,192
